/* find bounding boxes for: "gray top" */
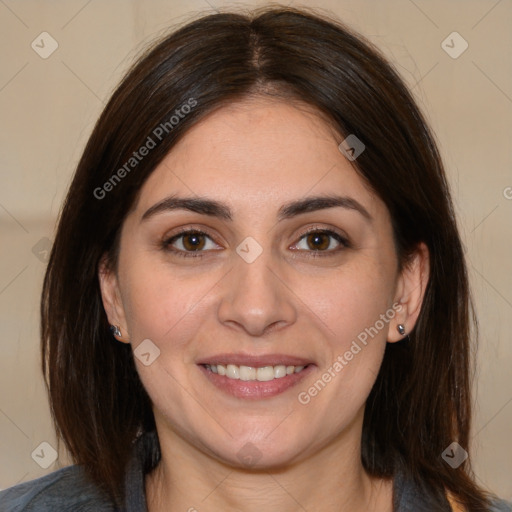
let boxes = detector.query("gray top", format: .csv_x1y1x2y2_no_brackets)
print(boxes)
1,431,510,511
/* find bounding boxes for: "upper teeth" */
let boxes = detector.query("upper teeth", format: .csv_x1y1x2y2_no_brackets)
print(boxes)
205,364,306,381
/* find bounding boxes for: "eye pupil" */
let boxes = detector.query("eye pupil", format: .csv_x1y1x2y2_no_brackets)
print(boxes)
308,233,329,250
183,231,205,251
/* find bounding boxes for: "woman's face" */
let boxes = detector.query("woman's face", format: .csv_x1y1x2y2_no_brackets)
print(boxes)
101,97,418,469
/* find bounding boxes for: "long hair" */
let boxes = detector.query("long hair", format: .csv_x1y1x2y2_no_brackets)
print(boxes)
41,6,491,509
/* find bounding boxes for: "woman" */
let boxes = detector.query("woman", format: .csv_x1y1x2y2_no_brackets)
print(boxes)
0,6,510,512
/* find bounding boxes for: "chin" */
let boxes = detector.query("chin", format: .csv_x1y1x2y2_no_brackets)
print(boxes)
206,433,310,471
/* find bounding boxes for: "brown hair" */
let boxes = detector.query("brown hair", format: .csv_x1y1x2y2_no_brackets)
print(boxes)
41,6,492,509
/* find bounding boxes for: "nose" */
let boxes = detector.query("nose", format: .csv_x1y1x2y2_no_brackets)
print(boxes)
217,243,297,337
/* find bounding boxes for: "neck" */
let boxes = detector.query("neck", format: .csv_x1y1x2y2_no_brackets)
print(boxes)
145,412,393,512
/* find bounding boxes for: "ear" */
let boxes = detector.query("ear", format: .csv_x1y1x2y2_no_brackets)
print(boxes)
98,254,130,344
387,242,430,342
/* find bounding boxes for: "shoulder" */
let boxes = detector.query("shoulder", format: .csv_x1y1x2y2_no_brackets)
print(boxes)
489,497,512,511
0,464,116,512
395,469,512,512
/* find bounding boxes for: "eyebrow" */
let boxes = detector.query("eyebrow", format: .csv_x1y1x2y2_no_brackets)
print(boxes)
140,194,372,223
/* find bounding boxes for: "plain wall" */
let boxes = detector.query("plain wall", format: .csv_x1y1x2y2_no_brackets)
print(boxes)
0,0,511,501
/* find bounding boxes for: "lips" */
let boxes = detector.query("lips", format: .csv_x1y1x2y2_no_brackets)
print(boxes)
197,353,315,399
196,353,313,367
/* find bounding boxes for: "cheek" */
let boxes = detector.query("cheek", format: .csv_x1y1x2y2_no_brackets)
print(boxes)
119,257,211,343
118,263,209,425
304,259,396,348
292,257,396,413
295,287,391,438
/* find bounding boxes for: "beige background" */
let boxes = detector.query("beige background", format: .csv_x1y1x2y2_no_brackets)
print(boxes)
1,0,511,501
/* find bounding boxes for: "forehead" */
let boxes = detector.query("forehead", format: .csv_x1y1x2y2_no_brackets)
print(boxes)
133,97,385,221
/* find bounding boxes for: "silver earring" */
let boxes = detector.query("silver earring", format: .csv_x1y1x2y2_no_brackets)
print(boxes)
397,324,406,336
110,325,122,337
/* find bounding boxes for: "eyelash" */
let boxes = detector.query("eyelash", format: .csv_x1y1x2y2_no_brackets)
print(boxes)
161,226,350,259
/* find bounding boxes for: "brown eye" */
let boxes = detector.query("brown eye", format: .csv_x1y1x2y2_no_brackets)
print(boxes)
162,229,218,258
181,231,206,251
305,232,331,251
294,229,348,254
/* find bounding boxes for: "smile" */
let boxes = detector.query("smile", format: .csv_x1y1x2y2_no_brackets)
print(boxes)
198,361,314,399
204,363,308,381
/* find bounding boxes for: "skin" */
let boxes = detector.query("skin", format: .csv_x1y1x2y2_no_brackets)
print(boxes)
99,97,429,512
